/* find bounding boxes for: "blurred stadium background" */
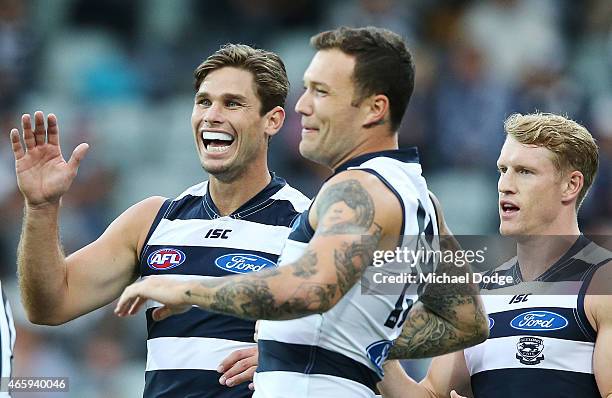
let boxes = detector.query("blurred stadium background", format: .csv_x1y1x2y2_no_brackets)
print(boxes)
0,0,610,396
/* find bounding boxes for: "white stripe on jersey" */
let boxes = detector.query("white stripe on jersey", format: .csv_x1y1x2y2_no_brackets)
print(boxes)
146,337,256,371
148,218,291,255
0,282,15,379
482,290,584,313
175,181,208,200
253,371,374,398
465,335,594,375
269,185,311,212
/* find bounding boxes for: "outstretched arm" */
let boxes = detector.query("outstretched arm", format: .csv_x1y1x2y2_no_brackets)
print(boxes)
13,111,161,325
115,170,400,321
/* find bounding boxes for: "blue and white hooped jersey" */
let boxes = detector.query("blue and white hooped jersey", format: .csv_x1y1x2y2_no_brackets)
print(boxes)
139,174,310,398
0,280,15,398
464,236,611,398
256,149,438,398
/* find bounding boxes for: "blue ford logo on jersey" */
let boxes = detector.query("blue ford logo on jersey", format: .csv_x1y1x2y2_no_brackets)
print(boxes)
510,310,568,331
215,254,277,274
366,340,393,377
488,317,495,330
147,248,186,270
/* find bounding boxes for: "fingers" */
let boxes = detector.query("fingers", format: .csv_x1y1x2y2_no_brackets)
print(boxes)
450,390,467,398
220,365,256,387
21,114,36,151
67,143,90,172
218,346,258,387
33,111,46,146
115,284,143,316
10,129,24,160
46,113,60,146
248,382,254,391
218,347,258,373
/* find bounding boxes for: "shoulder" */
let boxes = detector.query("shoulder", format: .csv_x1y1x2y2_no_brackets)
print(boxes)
309,169,402,235
585,260,612,333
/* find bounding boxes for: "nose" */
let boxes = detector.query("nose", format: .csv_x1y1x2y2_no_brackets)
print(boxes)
498,170,516,196
203,102,225,126
294,90,312,116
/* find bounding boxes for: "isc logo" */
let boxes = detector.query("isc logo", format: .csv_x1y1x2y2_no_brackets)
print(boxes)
147,248,186,270
205,229,232,239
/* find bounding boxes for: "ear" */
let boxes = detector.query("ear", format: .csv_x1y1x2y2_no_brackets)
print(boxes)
361,94,389,128
264,106,285,138
561,170,584,205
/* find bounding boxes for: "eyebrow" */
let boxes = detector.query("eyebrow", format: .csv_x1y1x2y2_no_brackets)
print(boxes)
304,79,331,90
195,92,248,102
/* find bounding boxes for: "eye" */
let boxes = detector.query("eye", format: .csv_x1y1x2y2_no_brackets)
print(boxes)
196,98,211,106
519,169,532,175
315,88,328,96
497,167,506,174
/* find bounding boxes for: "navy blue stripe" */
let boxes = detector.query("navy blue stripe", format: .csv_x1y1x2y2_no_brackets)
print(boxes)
471,368,599,398
144,369,252,398
488,306,591,342
141,246,279,277
139,198,173,264
167,195,302,227
577,258,611,342
257,339,379,392
146,307,255,342
333,148,420,175
286,209,314,244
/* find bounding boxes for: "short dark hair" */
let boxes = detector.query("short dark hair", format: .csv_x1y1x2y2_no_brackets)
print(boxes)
194,44,289,115
311,26,415,131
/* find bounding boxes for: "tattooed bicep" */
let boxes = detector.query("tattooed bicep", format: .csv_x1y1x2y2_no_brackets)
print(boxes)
314,178,376,235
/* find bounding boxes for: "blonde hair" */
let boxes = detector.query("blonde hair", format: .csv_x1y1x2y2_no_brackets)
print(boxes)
504,112,599,208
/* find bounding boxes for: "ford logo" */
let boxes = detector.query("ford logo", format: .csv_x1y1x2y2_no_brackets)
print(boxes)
215,254,277,274
510,311,568,331
366,340,393,377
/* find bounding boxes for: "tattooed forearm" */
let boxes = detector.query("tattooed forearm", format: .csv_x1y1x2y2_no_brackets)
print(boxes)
387,296,487,359
316,179,374,235
185,271,337,320
388,234,488,359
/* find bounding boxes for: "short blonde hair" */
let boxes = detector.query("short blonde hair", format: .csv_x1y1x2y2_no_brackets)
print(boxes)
504,112,599,208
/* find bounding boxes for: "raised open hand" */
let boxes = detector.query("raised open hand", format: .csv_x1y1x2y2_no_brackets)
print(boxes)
10,111,89,208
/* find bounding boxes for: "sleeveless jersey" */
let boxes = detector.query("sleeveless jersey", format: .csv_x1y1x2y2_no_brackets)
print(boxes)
139,174,309,398
256,149,438,398
464,236,612,398
0,281,15,398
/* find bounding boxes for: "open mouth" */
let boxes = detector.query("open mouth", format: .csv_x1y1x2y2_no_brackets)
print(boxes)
500,201,520,215
201,131,235,153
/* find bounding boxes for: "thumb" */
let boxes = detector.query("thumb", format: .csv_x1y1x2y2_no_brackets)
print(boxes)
450,390,466,398
67,143,90,171
152,306,174,322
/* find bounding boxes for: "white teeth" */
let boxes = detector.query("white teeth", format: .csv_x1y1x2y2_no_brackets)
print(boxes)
206,145,230,153
202,131,233,141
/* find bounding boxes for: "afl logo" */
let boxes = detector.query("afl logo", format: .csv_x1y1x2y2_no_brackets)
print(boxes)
488,317,495,330
147,248,186,270
215,254,277,274
510,311,568,331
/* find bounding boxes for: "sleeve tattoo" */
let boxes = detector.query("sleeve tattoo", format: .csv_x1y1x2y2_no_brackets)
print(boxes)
387,234,488,359
184,179,383,320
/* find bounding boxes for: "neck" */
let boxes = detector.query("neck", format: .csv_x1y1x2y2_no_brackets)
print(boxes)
516,217,580,281
330,130,398,171
208,163,272,216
